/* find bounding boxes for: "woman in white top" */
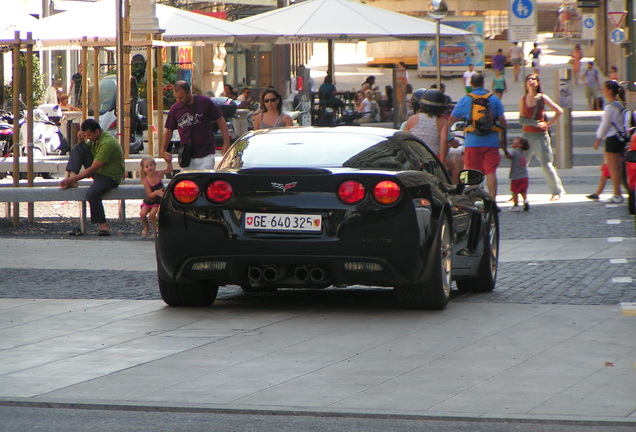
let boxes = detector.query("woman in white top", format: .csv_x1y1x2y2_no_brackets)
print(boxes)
404,89,449,163
356,89,373,123
594,81,627,203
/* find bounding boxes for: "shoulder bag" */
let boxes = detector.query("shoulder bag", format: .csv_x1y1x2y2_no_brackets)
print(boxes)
178,96,196,167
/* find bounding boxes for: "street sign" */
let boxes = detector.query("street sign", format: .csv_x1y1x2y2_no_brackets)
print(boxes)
610,28,626,44
577,0,600,7
508,0,537,41
581,13,595,40
608,12,626,28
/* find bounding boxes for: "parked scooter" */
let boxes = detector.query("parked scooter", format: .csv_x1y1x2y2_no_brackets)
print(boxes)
0,112,14,157
18,105,66,157
98,75,145,154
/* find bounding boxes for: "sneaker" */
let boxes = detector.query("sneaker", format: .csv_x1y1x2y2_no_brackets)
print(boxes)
606,195,624,204
510,205,521,212
586,194,599,200
523,201,530,211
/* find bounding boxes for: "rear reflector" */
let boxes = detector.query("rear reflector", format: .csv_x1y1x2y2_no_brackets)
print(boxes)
173,180,199,204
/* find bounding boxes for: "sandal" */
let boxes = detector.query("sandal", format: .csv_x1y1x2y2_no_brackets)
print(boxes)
141,227,150,238
98,229,111,237
550,194,562,201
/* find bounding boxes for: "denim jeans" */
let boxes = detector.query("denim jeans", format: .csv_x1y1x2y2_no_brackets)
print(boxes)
66,143,119,224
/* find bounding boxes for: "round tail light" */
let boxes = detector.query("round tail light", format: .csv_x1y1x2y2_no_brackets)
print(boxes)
373,180,401,205
206,180,233,203
338,180,366,204
173,180,199,204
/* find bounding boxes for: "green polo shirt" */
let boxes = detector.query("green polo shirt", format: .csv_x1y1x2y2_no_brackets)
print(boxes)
88,131,125,184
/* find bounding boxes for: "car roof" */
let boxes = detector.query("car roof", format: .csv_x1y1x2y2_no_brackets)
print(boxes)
250,126,399,139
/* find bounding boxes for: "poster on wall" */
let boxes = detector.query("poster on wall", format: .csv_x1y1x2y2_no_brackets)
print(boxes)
418,19,484,74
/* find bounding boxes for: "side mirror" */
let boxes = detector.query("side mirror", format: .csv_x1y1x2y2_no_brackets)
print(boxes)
626,150,636,163
458,169,484,186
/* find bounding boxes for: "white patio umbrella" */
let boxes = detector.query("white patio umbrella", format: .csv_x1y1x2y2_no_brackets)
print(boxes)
237,0,473,43
32,0,277,47
237,0,478,76
0,5,39,40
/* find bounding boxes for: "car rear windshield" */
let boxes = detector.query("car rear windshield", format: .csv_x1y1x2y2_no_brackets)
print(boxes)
219,131,410,170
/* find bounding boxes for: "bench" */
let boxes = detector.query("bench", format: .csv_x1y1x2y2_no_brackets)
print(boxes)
0,156,179,176
0,183,146,234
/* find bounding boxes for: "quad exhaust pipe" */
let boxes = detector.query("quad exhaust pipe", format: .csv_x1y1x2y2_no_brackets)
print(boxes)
249,265,327,284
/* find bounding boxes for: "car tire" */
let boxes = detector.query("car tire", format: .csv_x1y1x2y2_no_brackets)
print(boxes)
456,210,499,293
158,275,218,307
395,217,452,310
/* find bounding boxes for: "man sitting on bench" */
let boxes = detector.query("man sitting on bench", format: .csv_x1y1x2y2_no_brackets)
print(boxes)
59,119,125,236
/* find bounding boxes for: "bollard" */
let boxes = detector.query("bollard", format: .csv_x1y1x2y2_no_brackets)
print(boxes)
233,109,250,138
555,68,573,169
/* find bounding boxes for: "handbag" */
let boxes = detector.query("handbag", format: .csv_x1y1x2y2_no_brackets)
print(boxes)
178,140,193,167
178,96,197,168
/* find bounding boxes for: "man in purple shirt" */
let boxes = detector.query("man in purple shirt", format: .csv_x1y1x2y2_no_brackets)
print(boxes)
491,49,507,73
162,80,230,170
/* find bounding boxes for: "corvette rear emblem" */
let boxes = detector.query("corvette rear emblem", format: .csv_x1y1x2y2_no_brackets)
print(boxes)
271,182,297,192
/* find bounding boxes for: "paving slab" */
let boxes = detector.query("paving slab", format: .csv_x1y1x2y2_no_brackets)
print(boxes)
0,299,634,423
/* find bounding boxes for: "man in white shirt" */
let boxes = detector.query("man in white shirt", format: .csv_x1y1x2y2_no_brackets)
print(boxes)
463,64,476,93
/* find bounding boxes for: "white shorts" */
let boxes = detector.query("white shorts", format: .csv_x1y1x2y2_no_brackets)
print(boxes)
186,153,216,170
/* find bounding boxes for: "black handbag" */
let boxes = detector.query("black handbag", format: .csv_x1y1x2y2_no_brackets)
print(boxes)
178,141,193,167
178,97,197,168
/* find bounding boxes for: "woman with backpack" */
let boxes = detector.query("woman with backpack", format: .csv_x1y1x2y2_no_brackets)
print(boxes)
518,73,566,201
593,81,627,204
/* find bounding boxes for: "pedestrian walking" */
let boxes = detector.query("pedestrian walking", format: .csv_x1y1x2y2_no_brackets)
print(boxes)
593,80,627,204
161,80,231,169
463,64,477,93
492,69,507,100
529,42,542,75
491,49,507,74
68,63,84,107
582,61,602,110
447,73,508,199
59,119,125,236
505,137,530,212
404,89,450,162
508,42,524,82
139,154,173,238
518,73,566,201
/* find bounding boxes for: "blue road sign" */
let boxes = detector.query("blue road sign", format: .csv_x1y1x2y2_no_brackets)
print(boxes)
512,0,533,19
584,17,595,28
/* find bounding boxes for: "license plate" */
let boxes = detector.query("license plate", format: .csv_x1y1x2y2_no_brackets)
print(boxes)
245,213,322,232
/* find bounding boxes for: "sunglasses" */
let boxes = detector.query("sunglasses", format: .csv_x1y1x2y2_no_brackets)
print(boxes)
526,77,538,81
263,98,278,103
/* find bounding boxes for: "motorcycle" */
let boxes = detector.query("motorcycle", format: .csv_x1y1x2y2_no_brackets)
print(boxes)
0,112,14,157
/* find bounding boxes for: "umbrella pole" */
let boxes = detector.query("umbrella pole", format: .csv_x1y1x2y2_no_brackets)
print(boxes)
327,39,334,80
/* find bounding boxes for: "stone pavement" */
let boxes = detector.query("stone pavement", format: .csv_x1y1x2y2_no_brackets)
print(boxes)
1,34,635,424
0,183,635,423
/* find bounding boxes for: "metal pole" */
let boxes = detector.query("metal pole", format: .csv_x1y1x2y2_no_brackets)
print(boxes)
436,20,441,89
555,68,573,169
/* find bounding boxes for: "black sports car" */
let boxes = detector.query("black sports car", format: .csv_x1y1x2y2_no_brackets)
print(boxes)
155,127,499,310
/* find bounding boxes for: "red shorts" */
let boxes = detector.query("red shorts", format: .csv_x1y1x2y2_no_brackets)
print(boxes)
601,164,610,178
511,178,529,194
464,147,501,175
